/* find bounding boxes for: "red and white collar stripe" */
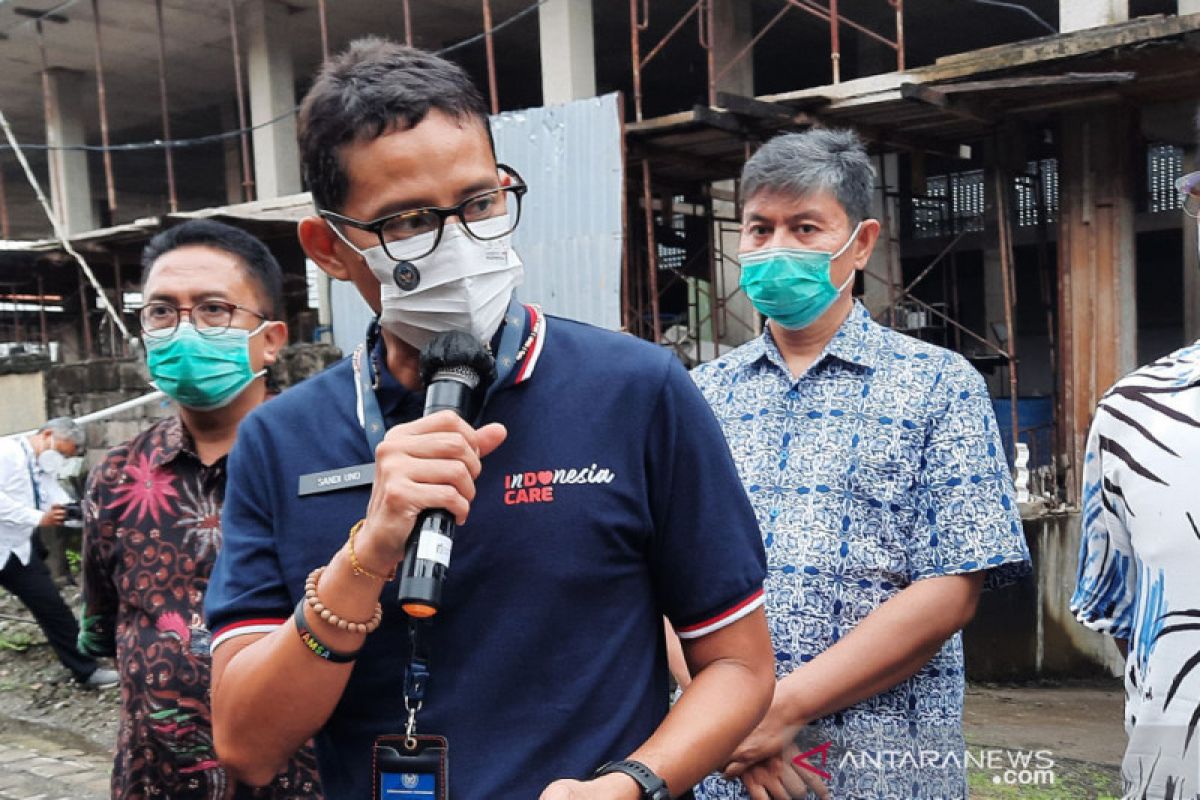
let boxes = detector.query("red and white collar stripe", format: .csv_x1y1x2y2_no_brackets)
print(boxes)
513,304,546,385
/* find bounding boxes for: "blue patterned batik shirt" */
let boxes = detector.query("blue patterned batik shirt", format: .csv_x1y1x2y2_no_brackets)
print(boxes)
692,301,1031,800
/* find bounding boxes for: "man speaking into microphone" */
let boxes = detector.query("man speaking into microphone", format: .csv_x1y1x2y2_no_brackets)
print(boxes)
205,39,774,800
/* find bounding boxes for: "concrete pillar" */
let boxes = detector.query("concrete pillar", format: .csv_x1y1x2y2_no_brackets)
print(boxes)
1184,148,1200,344
538,0,596,105
1057,107,1138,502
863,153,900,319
1059,0,1128,32
1180,0,1200,15
245,0,301,199
710,0,754,99
42,69,97,235
220,104,244,205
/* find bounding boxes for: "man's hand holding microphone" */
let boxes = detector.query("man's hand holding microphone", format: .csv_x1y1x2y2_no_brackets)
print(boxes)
352,411,507,582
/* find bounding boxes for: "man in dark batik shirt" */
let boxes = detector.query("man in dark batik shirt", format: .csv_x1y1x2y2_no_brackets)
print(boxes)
80,220,323,800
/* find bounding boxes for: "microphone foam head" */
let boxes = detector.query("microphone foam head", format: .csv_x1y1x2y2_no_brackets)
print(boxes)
419,330,497,390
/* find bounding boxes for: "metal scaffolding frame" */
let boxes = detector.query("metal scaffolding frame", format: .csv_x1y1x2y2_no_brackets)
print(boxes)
629,0,905,122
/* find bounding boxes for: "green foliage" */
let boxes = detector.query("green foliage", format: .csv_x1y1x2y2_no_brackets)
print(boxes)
66,546,81,574
0,630,34,652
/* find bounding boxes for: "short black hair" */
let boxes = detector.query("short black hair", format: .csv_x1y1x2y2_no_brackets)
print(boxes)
140,219,285,320
299,37,493,212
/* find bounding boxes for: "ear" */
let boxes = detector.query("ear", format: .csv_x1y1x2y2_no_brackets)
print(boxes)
298,215,354,282
260,321,289,367
852,219,882,270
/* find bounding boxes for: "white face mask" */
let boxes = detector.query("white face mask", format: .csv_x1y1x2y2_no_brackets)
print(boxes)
38,446,66,475
353,215,524,352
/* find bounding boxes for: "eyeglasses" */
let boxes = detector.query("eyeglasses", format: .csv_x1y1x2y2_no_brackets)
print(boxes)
1175,170,1200,218
319,163,528,262
138,301,268,339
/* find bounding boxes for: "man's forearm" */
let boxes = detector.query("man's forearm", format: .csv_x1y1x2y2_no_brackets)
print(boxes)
210,550,376,785
631,609,775,795
773,573,983,727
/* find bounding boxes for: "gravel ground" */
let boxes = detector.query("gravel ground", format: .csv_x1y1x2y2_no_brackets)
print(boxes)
0,582,118,757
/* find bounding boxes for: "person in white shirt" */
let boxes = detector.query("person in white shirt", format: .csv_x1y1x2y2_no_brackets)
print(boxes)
0,418,116,688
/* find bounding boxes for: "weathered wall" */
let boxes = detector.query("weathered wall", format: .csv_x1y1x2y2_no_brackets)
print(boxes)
964,512,1124,681
0,367,49,437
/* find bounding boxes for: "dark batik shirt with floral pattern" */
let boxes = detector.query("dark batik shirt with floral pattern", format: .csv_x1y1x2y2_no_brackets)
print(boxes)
80,416,322,800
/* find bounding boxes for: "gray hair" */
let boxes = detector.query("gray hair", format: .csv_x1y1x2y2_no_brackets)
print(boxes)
38,417,85,448
741,128,876,224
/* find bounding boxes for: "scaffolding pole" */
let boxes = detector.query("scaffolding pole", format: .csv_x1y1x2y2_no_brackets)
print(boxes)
317,0,329,60
227,0,255,202
91,0,117,215
154,0,178,213
994,167,1020,461
483,0,499,114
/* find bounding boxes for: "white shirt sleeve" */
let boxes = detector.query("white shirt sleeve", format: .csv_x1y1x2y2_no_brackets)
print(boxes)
0,439,45,532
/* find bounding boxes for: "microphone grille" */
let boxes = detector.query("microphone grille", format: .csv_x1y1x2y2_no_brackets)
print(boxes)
432,364,481,390
418,330,497,390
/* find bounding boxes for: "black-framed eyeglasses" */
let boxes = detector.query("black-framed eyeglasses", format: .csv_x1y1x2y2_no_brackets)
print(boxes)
1175,170,1200,218
318,163,528,262
138,301,268,339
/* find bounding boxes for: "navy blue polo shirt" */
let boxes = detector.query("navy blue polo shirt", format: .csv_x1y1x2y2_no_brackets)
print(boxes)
206,306,766,799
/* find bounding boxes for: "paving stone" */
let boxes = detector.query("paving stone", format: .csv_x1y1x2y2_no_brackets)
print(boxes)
0,731,108,800
0,751,35,764
28,761,79,779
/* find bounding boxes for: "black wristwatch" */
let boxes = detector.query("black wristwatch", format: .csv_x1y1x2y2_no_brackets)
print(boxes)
594,759,671,800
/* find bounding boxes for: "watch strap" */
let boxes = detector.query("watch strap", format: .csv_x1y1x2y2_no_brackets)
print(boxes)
594,759,671,800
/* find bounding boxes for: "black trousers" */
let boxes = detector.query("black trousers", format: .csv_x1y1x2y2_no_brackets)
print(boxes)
0,538,98,681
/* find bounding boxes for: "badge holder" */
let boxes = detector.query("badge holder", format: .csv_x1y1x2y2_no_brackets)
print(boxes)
373,734,448,800
373,627,447,800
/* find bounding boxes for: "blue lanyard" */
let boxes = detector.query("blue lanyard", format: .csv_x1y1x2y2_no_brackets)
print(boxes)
354,297,527,452
20,440,41,510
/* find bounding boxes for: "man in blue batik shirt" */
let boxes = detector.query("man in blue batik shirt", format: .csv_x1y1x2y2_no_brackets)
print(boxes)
690,129,1031,800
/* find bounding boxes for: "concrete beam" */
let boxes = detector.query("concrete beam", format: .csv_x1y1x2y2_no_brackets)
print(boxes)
1059,0,1128,33
42,69,97,235
710,0,754,99
245,0,301,199
1181,0,1200,15
538,0,596,106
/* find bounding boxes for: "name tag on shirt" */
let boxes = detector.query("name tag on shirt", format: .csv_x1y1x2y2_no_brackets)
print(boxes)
298,464,375,496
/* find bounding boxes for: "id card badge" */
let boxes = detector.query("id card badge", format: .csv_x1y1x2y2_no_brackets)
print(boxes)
374,734,448,800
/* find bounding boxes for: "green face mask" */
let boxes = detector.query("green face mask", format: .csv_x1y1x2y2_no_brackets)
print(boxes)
739,222,862,330
145,321,268,410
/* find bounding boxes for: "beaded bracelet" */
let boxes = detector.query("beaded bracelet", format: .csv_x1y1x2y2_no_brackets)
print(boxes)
305,566,384,635
347,519,397,583
294,599,359,663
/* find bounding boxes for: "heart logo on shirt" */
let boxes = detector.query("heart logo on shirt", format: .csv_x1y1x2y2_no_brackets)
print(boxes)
503,464,617,505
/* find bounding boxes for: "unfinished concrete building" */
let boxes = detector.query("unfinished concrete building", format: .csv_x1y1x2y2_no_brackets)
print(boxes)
1,0,1198,676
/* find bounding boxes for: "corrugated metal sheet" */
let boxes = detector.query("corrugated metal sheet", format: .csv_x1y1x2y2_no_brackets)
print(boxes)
492,93,624,330
329,92,625,353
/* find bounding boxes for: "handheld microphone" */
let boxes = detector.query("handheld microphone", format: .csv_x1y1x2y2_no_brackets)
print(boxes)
397,330,496,618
